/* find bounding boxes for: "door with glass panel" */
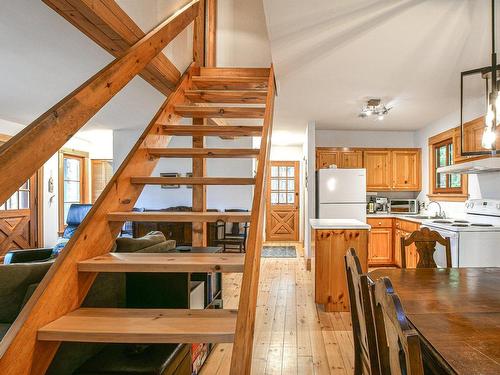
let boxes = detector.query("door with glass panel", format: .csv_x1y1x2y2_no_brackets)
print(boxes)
266,161,300,241
0,136,40,257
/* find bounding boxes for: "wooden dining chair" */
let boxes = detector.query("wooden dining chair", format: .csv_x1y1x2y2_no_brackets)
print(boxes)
345,248,381,375
371,277,424,375
401,227,451,268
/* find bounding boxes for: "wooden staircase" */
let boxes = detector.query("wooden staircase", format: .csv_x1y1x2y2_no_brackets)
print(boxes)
0,64,275,375
0,1,274,373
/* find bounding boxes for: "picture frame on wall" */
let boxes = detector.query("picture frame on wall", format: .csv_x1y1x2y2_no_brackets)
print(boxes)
160,173,180,189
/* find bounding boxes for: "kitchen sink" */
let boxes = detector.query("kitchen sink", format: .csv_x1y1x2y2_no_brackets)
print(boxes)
403,215,444,220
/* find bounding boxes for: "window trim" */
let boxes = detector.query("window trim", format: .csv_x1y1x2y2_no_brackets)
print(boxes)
58,149,89,233
428,129,468,202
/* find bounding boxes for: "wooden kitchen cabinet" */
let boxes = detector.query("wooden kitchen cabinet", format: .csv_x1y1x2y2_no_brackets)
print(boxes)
394,219,420,268
316,151,339,169
364,150,392,190
453,126,469,163
367,218,393,265
316,149,362,169
391,150,421,191
340,151,363,168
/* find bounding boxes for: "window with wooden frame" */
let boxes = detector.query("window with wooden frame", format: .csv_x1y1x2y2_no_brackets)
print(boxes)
428,129,468,201
58,149,89,232
91,159,113,203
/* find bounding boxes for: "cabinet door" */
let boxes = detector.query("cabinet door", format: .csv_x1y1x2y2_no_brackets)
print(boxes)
368,228,393,264
364,151,392,190
316,151,339,169
391,150,421,191
400,230,419,268
453,126,469,163
340,151,363,168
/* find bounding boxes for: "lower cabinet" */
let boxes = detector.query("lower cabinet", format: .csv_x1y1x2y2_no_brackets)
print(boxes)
369,218,420,267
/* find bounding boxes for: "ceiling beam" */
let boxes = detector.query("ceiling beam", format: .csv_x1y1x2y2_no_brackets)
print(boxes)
42,0,182,96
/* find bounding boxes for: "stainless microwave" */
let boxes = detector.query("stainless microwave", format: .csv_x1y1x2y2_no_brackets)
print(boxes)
389,199,418,214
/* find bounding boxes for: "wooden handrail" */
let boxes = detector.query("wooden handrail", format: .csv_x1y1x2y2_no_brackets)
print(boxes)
0,65,195,374
230,66,276,374
0,0,200,205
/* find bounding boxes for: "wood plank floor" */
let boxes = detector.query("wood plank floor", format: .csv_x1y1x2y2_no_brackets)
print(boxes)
201,244,354,375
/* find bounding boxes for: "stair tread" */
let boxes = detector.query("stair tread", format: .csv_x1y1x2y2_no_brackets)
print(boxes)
107,211,251,222
147,148,260,158
199,67,270,77
78,253,245,273
185,89,267,104
160,125,263,136
174,105,265,119
38,308,237,343
130,176,256,185
192,76,268,90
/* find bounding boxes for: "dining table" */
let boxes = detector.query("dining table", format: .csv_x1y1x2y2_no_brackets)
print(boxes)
368,267,500,375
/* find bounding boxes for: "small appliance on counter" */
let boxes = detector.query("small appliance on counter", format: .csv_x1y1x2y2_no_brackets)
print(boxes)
389,198,418,214
375,197,389,213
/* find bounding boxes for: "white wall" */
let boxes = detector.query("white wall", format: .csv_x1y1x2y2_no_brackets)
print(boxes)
315,129,416,148
217,0,272,67
113,129,253,211
304,121,316,258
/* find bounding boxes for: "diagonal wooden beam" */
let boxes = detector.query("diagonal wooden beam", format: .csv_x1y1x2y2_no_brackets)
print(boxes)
0,0,199,206
42,0,182,95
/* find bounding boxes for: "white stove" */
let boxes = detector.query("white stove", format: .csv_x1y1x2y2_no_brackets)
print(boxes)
422,199,500,267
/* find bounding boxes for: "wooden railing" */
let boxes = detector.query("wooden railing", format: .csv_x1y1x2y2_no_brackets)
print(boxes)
0,2,204,373
0,0,200,205
230,66,276,374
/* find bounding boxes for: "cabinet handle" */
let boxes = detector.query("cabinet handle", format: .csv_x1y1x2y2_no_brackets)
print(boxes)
378,222,382,225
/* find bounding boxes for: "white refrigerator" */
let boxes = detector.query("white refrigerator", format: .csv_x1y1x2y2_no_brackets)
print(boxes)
316,168,367,222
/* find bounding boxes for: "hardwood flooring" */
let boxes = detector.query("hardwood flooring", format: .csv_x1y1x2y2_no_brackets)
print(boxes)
201,244,355,374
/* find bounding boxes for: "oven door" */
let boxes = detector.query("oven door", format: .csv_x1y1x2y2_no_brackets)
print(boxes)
420,225,459,267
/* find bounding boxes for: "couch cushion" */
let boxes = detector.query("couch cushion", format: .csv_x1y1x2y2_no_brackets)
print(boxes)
115,231,167,253
0,323,11,340
0,262,52,323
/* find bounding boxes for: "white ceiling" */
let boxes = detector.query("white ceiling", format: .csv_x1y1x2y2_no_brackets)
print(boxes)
0,0,192,131
263,0,495,134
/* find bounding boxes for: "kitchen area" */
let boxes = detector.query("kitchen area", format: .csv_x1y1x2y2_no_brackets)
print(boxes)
309,143,500,312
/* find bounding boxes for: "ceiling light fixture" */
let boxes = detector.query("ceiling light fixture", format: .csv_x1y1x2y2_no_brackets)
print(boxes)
460,0,498,155
359,98,391,120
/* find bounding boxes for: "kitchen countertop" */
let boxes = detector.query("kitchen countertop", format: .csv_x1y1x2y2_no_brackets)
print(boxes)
310,218,371,230
366,213,431,224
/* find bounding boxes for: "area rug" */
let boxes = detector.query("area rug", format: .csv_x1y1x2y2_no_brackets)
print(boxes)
261,246,297,258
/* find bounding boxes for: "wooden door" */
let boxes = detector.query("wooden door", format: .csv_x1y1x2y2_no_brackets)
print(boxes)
316,151,339,169
364,150,391,190
368,228,393,265
0,136,40,257
266,161,300,241
339,151,363,168
391,150,421,190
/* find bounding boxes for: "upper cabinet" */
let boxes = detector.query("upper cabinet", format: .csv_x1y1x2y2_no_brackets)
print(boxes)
340,151,363,168
364,150,392,190
316,148,422,192
391,150,421,191
316,150,362,169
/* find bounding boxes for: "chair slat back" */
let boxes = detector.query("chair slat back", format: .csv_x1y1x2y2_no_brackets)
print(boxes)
345,248,380,375
372,277,424,375
401,227,452,268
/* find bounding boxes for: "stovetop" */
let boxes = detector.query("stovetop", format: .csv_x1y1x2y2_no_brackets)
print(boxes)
423,199,500,232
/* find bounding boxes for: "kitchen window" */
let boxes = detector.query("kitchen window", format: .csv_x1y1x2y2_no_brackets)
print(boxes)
428,129,468,201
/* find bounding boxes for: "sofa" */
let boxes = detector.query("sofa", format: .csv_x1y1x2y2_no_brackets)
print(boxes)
0,232,186,374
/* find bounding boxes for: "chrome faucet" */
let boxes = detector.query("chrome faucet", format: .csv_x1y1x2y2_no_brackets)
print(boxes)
427,201,444,218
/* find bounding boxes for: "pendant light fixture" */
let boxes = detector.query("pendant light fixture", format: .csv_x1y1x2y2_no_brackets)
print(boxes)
460,0,498,156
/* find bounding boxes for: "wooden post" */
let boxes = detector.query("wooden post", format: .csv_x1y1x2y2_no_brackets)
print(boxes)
207,0,217,67
192,0,206,247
